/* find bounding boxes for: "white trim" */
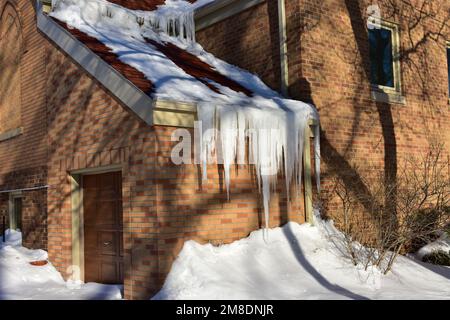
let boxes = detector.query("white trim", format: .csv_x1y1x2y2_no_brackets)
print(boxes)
36,1,154,126
8,192,22,231
70,164,122,176
368,20,402,95
195,0,265,31
70,174,84,282
0,127,23,142
371,88,406,105
446,41,450,102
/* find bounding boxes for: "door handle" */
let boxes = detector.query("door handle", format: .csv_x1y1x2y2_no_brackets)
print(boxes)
103,241,111,246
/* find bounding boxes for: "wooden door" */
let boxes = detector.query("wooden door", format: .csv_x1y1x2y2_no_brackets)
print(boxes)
83,171,124,284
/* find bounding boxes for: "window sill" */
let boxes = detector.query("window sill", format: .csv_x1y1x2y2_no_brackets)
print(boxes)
371,88,406,105
0,127,23,142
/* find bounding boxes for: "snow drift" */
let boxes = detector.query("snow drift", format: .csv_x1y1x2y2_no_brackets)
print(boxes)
154,213,450,300
0,230,122,300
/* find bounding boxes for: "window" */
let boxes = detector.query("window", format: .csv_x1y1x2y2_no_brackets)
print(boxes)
369,28,394,87
13,197,22,231
9,194,22,231
368,21,401,94
447,44,450,98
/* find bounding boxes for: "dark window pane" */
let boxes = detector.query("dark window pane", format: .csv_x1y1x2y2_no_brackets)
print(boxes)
369,28,394,87
13,197,22,231
447,48,450,96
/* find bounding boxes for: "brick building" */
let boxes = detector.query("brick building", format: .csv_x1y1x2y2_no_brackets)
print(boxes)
0,0,448,299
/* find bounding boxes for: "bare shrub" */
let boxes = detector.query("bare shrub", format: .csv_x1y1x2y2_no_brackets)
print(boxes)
323,143,450,274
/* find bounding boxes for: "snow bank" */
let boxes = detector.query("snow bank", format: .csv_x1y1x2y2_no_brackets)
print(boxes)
416,233,450,260
49,0,321,230
154,213,450,300
0,230,122,300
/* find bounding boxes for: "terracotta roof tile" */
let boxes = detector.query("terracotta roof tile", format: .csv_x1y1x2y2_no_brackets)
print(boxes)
53,19,154,95
54,17,252,99
145,38,253,97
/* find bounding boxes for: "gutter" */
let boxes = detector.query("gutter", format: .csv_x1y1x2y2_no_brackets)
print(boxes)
35,0,154,126
277,0,289,97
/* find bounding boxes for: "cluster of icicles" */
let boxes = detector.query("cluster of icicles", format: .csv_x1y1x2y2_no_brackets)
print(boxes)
50,0,321,230
197,103,321,231
51,0,197,42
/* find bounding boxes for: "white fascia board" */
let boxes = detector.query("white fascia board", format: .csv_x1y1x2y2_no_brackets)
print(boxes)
36,2,154,125
195,0,265,31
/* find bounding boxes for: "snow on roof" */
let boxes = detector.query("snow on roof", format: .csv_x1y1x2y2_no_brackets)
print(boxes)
106,0,199,12
49,0,321,229
53,19,155,94
49,0,278,103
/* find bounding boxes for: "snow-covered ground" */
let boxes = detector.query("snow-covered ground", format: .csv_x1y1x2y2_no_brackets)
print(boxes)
0,230,122,300
1,215,449,300
154,214,450,300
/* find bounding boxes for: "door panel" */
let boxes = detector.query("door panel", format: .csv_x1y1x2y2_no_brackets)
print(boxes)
83,171,123,284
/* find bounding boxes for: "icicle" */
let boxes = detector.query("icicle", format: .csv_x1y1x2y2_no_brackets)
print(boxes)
145,10,196,43
261,174,271,241
197,103,217,181
219,105,239,199
196,102,318,237
53,0,197,43
314,123,321,193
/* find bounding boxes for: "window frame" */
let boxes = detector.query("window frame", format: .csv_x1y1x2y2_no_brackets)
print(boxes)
446,41,450,104
8,192,22,231
368,19,402,96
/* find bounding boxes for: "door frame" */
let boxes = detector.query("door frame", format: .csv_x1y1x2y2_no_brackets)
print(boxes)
8,191,22,230
70,164,123,282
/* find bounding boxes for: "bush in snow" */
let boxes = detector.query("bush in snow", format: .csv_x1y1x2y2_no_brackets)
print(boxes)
422,250,450,266
320,142,450,274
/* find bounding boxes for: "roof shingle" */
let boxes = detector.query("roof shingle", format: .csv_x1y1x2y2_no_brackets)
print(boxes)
54,19,154,94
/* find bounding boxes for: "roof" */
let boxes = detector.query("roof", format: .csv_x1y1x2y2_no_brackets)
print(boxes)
106,0,198,11
53,18,253,99
48,0,264,104
53,19,155,95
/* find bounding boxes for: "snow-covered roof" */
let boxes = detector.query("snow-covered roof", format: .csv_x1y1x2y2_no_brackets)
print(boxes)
106,0,199,11
48,0,291,104
46,0,321,228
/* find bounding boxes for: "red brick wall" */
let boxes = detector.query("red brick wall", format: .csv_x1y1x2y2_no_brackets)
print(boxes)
0,0,48,249
196,1,283,92
293,0,450,227
45,41,306,299
196,0,450,230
